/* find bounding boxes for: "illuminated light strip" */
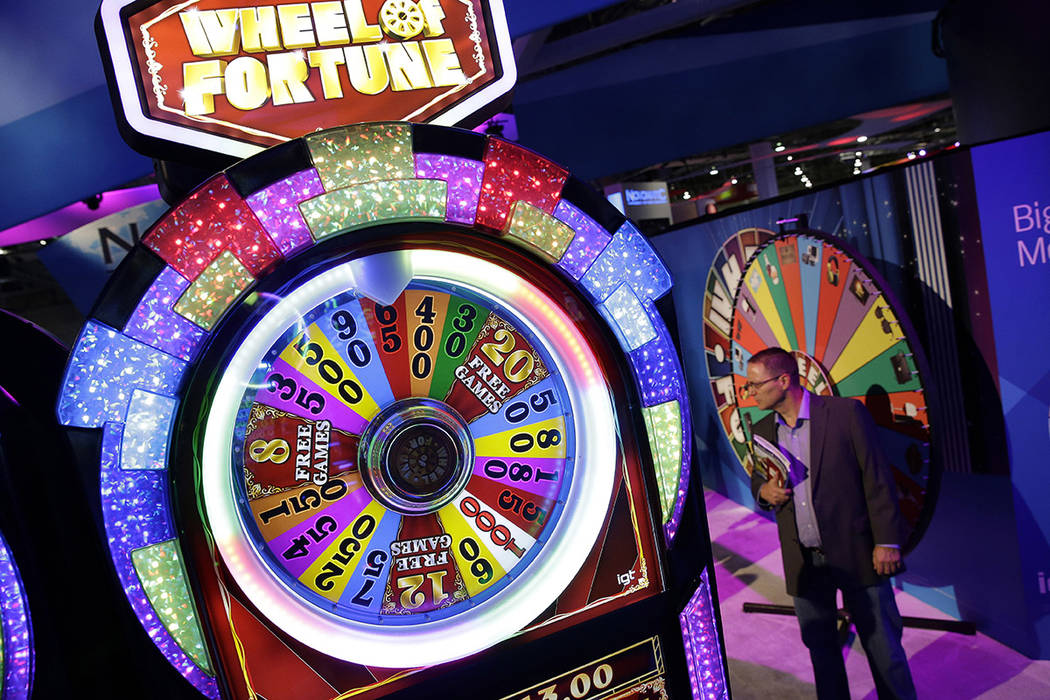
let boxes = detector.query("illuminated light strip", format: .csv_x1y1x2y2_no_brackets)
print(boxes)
121,390,178,471
414,153,485,224
99,423,218,697
552,200,613,281
679,568,729,700
0,531,32,700
201,250,616,668
172,250,255,331
600,283,657,351
502,201,575,263
305,123,415,190
299,180,448,238
143,175,280,282
124,266,207,361
130,541,213,674
57,321,186,428
245,170,326,255
641,401,682,527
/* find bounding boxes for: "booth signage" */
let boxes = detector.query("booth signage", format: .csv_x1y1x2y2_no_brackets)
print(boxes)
98,0,515,158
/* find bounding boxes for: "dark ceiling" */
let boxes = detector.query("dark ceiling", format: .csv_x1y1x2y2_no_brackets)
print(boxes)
0,0,951,232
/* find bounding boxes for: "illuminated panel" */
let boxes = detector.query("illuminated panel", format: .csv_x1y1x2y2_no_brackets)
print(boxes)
299,180,447,238
582,221,672,303
502,200,575,262
629,313,684,407
99,423,218,698
144,175,280,281
131,541,213,674
123,266,206,361
245,170,325,255
57,321,186,428
172,250,255,331
553,200,613,280
121,390,178,471
414,153,485,224
680,568,729,700
0,532,32,700
601,283,657,351
305,124,414,190
476,139,568,231
668,391,693,542
201,250,617,667
641,400,682,527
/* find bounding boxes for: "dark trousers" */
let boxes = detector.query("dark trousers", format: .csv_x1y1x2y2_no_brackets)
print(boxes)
792,549,916,700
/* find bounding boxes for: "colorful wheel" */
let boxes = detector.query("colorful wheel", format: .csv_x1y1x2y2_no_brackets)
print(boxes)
56,122,692,694
703,230,934,550
199,248,616,664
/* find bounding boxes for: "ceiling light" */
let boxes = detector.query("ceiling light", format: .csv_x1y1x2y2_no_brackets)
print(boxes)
786,155,792,161
774,145,785,152
709,168,719,175
856,135,868,143
918,149,927,157
731,177,738,185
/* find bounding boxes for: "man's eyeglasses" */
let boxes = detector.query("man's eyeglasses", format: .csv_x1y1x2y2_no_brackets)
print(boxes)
741,373,785,394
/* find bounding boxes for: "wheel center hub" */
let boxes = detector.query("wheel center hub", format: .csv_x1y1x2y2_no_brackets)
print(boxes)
358,398,473,514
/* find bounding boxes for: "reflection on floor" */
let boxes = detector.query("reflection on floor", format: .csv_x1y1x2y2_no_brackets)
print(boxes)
705,490,1050,699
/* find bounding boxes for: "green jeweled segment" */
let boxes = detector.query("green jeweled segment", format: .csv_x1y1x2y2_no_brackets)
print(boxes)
305,123,415,190
131,540,213,674
642,400,682,524
300,179,448,239
503,201,575,262
173,250,254,331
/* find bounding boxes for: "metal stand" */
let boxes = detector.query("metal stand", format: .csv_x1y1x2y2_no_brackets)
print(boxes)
742,601,977,645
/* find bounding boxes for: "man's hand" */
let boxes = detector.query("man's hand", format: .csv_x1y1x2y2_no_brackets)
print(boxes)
758,480,792,507
873,545,902,576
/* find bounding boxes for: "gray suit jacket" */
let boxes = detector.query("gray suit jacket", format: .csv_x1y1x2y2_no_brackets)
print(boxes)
749,394,908,596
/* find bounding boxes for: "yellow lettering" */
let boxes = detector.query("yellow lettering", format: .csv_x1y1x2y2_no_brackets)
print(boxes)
385,42,432,91
267,51,315,105
308,48,346,98
182,60,226,115
343,0,382,43
239,7,282,52
178,12,212,56
344,44,389,94
224,56,270,110
277,4,316,50
422,39,464,87
179,9,240,57
312,1,350,46
419,0,445,37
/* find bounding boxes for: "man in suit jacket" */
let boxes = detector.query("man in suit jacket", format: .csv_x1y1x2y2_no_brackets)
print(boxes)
746,347,916,700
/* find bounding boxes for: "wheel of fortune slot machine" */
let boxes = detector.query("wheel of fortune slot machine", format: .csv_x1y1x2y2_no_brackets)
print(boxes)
55,122,730,700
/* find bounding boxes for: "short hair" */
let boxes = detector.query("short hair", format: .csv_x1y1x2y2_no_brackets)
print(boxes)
748,347,799,382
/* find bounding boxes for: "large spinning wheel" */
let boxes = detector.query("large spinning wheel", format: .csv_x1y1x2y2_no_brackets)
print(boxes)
703,229,935,550
57,122,697,697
